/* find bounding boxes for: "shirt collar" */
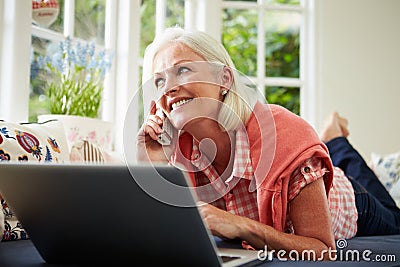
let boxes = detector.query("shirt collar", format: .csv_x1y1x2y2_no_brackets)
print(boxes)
190,127,255,182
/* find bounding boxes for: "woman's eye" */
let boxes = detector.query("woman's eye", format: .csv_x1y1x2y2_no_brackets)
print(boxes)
177,66,190,75
155,78,165,89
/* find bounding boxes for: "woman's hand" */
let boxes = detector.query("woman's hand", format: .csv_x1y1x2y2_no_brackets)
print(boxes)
198,202,245,240
137,100,174,162
197,179,336,260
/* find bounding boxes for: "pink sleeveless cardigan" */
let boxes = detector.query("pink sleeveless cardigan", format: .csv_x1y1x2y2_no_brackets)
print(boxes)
172,102,334,232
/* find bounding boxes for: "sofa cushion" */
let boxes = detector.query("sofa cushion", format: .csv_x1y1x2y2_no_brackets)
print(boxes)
37,115,113,152
69,139,124,164
0,120,69,163
69,140,105,163
1,197,28,241
0,119,69,241
371,151,400,208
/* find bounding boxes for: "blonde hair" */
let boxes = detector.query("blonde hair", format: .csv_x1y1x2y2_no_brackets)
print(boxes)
142,27,259,131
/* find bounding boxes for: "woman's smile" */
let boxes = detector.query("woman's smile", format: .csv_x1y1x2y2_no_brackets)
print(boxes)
170,98,193,111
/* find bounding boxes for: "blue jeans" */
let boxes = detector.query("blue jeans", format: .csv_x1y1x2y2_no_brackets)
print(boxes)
325,137,400,236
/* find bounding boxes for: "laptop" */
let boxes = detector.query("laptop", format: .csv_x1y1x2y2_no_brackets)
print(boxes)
0,163,264,266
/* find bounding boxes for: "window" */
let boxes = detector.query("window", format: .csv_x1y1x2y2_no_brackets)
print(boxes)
222,0,303,115
139,0,307,117
1,0,314,153
30,0,108,122
28,1,142,152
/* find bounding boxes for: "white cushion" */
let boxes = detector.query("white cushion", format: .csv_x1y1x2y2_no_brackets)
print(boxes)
370,151,400,208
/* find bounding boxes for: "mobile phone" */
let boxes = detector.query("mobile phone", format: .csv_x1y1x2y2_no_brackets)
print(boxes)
156,110,174,146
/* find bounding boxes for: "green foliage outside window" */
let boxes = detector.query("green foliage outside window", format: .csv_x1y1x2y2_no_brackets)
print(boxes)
222,5,300,115
75,0,106,45
265,86,300,115
139,0,301,126
140,0,185,58
222,9,258,77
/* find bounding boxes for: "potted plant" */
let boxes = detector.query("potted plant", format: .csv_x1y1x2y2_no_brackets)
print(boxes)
37,37,114,151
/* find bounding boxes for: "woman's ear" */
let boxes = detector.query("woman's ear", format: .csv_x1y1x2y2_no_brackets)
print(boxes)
221,66,234,90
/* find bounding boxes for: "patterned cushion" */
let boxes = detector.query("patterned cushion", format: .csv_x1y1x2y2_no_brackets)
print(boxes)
0,204,3,240
38,115,113,152
69,140,124,164
0,120,69,241
371,151,400,207
1,197,28,241
0,120,69,163
70,140,105,163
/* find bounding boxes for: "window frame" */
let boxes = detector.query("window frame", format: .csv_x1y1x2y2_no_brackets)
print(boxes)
0,0,31,123
0,0,317,153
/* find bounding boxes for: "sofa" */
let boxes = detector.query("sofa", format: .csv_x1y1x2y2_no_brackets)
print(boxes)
0,119,399,266
0,235,399,266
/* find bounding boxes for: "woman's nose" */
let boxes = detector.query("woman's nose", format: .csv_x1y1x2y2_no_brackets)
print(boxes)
163,76,180,95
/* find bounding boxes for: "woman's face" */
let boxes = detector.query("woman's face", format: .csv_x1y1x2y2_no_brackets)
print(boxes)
153,42,225,130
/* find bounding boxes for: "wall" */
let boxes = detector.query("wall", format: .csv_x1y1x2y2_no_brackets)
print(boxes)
315,0,400,160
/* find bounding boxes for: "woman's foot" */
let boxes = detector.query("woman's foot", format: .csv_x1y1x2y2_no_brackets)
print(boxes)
320,112,349,143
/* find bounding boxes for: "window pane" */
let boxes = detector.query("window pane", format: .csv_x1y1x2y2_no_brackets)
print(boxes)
222,8,257,77
48,0,64,33
29,37,60,122
265,10,300,78
265,86,299,114
140,0,185,58
263,0,300,5
75,0,106,45
165,0,184,28
140,0,155,58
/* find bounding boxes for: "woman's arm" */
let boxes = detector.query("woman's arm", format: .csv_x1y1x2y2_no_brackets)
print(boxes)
199,178,336,260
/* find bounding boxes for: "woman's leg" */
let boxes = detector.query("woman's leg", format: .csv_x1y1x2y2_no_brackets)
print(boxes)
348,176,400,236
326,137,399,212
321,112,400,235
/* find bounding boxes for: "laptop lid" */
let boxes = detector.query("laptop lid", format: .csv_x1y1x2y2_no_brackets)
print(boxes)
0,163,261,266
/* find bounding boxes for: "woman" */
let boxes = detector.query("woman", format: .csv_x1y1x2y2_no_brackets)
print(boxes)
137,27,399,259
